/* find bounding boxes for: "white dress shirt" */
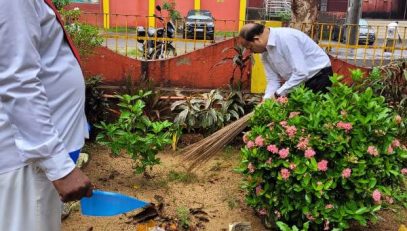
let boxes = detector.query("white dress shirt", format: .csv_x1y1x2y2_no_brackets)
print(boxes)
261,27,331,98
0,0,88,181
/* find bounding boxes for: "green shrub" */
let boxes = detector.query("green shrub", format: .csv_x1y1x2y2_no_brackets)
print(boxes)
96,91,173,175
171,89,245,134
65,22,103,57
352,63,407,139
237,76,407,230
52,0,70,10
85,76,110,140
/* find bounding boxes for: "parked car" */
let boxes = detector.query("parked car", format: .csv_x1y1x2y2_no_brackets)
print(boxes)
183,9,215,40
332,19,376,45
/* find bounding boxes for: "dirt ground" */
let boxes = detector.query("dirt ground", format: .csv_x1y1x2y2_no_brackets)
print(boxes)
62,144,406,231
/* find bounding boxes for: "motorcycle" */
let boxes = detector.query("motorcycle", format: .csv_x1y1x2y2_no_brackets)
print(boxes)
136,5,177,60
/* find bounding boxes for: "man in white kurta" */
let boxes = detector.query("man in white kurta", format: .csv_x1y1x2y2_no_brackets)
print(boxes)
0,0,93,230
239,23,332,99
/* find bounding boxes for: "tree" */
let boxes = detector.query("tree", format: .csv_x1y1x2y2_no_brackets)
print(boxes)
291,0,319,36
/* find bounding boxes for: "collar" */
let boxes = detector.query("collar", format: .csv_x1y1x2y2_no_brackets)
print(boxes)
267,27,276,46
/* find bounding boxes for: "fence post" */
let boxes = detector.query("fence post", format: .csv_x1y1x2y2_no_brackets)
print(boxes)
194,0,200,10
239,0,247,31
148,0,156,28
102,0,110,29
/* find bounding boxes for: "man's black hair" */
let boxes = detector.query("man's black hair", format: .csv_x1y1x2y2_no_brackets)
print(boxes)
239,23,265,42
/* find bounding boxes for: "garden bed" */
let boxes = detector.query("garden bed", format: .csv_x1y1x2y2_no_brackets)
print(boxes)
61,144,406,231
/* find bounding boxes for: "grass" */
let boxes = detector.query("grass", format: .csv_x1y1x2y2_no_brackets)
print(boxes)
167,170,198,184
176,206,190,229
222,145,240,160
126,48,144,59
209,162,223,171
106,26,139,33
215,31,237,38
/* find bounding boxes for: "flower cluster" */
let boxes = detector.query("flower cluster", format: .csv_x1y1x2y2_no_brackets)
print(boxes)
238,83,407,230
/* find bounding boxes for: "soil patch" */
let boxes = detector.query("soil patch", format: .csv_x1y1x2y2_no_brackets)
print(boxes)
62,144,406,231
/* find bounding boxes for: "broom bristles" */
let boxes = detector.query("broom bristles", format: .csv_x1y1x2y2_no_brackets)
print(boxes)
182,112,253,170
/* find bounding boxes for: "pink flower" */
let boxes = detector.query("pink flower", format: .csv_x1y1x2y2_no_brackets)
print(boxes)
289,111,300,118
279,120,288,127
387,145,394,154
255,136,265,147
324,220,330,231
274,210,281,219
255,185,262,195
306,213,315,221
372,189,381,202
401,168,407,175
276,96,288,104
304,148,316,159
267,144,279,154
280,168,290,180
285,125,297,138
289,163,297,170
242,133,249,143
247,141,255,149
395,115,402,124
336,121,353,133
367,146,379,156
385,196,394,204
325,204,334,209
278,148,290,159
248,162,255,173
258,208,267,215
296,137,309,150
317,160,329,172
266,157,272,164
342,168,352,178
392,139,400,148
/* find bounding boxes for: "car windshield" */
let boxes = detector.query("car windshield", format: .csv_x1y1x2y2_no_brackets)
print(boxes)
188,10,211,16
187,15,212,20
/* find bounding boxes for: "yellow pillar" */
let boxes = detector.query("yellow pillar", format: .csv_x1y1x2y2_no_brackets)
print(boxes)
194,0,200,10
238,0,247,31
250,21,283,93
149,0,156,27
102,0,110,29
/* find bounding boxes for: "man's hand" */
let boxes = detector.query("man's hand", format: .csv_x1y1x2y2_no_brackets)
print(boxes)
52,168,93,202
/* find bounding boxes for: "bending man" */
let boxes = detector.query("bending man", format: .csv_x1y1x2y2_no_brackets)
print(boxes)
239,23,332,99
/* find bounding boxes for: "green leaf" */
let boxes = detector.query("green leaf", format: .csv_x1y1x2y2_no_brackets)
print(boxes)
354,207,368,215
276,222,291,231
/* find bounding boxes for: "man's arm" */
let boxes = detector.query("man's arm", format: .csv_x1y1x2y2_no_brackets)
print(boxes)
0,0,91,201
262,54,280,99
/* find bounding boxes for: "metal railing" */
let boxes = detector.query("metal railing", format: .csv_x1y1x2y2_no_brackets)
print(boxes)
78,13,407,66
264,0,292,18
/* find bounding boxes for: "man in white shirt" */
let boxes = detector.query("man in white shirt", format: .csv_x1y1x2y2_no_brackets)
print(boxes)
385,21,402,52
239,23,332,99
0,0,93,230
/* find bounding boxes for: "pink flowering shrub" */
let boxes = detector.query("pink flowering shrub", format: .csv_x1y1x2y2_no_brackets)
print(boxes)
238,79,407,230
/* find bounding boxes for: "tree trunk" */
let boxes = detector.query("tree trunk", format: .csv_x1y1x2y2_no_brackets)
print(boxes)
291,0,319,37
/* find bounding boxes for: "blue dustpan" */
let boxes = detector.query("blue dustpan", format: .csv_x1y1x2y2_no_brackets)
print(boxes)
80,190,149,216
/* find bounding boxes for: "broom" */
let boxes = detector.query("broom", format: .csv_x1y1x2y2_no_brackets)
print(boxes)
182,111,253,170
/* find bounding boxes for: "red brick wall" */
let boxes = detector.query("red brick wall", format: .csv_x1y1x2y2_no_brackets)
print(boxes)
81,38,369,90
81,39,247,89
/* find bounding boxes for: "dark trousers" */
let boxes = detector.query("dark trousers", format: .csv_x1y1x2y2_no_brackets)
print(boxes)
304,66,333,93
